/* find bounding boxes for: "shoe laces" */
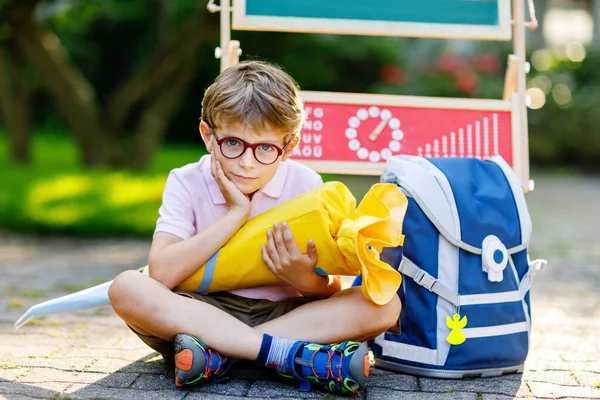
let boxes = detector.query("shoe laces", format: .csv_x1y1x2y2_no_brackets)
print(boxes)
203,348,226,378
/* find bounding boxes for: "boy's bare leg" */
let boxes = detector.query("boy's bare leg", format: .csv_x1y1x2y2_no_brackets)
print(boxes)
254,287,401,344
108,270,262,360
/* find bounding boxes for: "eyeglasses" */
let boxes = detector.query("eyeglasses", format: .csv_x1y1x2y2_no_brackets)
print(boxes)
208,125,292,165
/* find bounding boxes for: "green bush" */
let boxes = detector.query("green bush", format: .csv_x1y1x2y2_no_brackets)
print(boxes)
0,133,206,237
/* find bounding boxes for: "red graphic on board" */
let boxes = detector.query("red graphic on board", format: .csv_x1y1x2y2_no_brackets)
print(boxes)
292,102,513,166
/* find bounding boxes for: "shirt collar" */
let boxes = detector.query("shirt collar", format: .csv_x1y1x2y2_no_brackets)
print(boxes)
201,156,288,205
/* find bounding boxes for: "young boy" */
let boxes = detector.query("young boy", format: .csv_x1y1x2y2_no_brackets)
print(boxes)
108,60,400,395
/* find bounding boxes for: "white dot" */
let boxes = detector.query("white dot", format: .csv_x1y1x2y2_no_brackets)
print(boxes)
349,139,361,151
389,118,401,129
369,151,381,163
357,109,368,120
368,106,380,118
314,107,324,118
348,116,360,128
389,140,401,152
392,129,404,141
357,148,368,159
380,109,392,121
381,148,392,160
345,128,357,139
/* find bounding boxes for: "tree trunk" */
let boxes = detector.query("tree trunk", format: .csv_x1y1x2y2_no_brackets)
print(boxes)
127,60,196,170
6,1,113,167
106,10,216,133
0,45,31,164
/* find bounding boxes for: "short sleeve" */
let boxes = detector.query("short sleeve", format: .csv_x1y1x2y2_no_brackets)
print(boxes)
310,171,324,188
155,171,195,240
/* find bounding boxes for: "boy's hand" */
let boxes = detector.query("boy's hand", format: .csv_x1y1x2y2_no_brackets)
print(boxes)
210,154,250,216
261,221,321,293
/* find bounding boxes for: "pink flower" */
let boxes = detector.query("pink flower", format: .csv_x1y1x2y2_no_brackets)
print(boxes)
474,53,501,75
455,70,479,96
435,53,465,74
380,65,405,85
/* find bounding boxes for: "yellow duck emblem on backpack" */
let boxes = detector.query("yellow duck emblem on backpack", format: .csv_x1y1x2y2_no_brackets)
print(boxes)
446,313,468,345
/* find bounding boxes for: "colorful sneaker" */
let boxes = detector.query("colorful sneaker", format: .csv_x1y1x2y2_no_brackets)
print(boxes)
286,340,370,394
173,333,232,388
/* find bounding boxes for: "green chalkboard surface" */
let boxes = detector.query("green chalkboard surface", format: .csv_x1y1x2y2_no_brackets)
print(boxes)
233,0,512,40
247,1,498,26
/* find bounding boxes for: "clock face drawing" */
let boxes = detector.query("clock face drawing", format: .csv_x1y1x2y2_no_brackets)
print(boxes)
345,106,404,163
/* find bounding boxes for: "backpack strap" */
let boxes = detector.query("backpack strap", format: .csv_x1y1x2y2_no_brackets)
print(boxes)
400,257,459,307
401,257,547,308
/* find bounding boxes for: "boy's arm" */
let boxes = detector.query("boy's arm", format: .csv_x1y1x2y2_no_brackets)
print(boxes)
149,208,248,289
150,155,251,289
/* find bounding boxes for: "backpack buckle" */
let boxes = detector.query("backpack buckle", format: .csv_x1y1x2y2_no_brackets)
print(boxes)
414,269,437,292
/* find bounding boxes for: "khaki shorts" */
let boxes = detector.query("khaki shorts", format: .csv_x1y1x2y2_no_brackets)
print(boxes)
129,290,310,363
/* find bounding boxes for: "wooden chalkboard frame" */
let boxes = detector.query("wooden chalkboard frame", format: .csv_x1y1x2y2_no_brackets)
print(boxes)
232,0,512,40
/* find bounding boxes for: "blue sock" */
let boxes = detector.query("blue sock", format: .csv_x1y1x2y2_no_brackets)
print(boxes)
256,334,297,374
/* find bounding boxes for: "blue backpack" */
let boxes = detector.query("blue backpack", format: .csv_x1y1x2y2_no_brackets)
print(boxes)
371,155,546,378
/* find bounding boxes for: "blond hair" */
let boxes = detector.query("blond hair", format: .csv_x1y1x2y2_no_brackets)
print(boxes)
201,61,305,140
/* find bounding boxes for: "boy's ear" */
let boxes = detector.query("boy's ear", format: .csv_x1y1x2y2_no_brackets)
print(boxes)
199,121,214,153
282,135,300,161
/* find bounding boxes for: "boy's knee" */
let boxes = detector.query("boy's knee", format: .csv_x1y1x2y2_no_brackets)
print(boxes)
377,294,401,331
108,270,142,314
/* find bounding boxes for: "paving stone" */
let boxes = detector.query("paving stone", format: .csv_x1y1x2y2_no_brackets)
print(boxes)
0,395,36,400
0,345,57,358
247,379,334,398
189,379,252,397
56,345,155,361
16,368,105,384
366,373,418,391
186,395,273,400
129,373,176,390
572,371,600,388
91,372,139,388
366,388,477,399
0,381,71,398
12,367,138,389
65,383,185,399
420,376,528,397
528,381,600,399
480,396,539,400
86,357,166,374
521,370,579,386
0,356,94,371
0,368,28,382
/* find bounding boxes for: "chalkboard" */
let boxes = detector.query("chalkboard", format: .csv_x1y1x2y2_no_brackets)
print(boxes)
232,0,512,40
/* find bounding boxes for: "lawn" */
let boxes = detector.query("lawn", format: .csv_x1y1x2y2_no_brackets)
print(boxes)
0,132,208,237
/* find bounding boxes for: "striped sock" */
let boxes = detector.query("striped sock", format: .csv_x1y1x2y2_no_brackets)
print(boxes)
256,334,297,374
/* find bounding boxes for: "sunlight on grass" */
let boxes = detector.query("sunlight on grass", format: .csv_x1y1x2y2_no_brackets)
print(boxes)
104,174,165,207
26,175,96,225
24,172,167,228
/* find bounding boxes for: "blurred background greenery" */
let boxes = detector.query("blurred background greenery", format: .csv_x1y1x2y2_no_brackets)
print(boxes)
1,0,599,237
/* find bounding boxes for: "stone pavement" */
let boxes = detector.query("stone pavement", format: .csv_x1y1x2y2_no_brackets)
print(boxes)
0,173,599,400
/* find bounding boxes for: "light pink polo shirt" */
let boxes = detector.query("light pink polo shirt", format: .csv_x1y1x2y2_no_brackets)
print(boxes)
155,154,323,301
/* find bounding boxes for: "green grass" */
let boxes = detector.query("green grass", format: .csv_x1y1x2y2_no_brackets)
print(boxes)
0,131,207,237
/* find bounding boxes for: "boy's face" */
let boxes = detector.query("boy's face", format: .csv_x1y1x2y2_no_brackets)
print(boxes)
200,121,298,195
